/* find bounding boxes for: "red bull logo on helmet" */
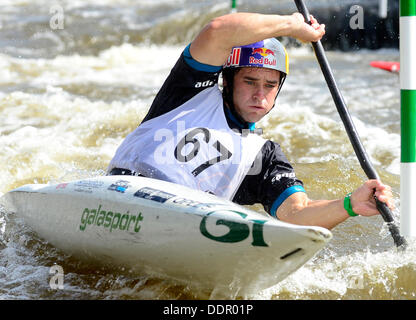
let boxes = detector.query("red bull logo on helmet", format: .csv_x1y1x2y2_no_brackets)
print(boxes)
249,47,276,67
224,46,278,69
252,48,275,57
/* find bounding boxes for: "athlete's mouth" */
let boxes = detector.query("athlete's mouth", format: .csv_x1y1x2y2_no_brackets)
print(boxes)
249,105,265,110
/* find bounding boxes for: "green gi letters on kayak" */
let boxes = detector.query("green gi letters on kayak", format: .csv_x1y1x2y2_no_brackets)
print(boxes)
79,205,143,233
200,211,268,247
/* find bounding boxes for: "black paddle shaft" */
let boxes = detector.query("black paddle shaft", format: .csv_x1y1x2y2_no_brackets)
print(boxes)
294,0,406,248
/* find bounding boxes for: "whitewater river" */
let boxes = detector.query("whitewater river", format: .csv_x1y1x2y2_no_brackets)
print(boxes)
0,0,414,300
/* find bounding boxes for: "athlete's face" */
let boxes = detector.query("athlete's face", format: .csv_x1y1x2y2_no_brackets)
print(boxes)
231,67,281,123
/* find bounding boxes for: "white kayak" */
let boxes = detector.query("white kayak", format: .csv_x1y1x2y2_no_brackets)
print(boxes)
0,175,332,296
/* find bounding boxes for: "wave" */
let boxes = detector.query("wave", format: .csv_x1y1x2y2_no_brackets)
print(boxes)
0,0,399,59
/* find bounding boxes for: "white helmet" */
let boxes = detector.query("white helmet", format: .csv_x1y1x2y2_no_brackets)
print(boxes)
223,38,289,75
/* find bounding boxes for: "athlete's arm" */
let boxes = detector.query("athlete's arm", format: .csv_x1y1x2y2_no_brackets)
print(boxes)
275,180,394,230
190,12,325,67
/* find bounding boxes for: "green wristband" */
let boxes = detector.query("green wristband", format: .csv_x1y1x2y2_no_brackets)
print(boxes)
344,193,358,217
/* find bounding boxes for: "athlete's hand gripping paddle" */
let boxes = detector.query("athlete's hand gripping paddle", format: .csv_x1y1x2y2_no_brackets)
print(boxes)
294,0,407,249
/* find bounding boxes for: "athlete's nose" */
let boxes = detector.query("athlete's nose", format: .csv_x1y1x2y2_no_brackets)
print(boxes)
252,86,266,102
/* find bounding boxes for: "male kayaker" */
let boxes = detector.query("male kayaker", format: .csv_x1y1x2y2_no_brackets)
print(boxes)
108,12,394,230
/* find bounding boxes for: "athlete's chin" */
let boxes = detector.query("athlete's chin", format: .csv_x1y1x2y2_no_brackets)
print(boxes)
243,114,265,123
245,110,268,122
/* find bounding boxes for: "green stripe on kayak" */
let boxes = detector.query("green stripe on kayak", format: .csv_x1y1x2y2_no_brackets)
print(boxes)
402,90,416,162
401,0,416,16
